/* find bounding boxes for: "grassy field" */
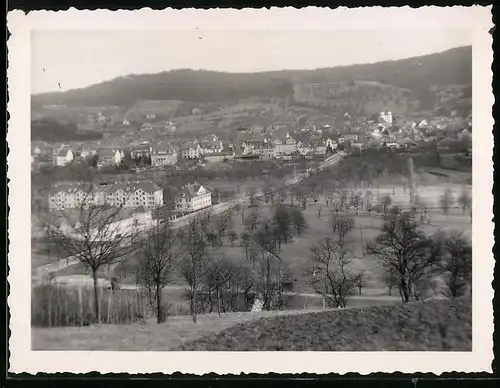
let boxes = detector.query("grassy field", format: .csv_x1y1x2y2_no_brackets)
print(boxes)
181,297,472,351
32,308,329,350
45,180,471,308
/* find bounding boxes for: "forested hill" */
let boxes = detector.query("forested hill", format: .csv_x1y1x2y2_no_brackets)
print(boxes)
31,46,471,109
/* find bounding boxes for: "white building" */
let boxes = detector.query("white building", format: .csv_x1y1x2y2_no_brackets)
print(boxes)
379,111,393,126
48,183,98,210
49,181,164,210
151,144,178,166
104,181,164,208
180,142,202,159
175,184,212,213
53,148,74,167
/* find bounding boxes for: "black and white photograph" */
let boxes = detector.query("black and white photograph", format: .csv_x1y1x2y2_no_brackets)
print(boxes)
7,6,493,374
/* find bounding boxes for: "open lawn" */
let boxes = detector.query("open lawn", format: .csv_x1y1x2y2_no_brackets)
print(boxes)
32,308,330,351
47,181,471,302
181,297,472,351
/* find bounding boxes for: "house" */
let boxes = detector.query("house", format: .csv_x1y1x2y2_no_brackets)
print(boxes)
151,143,178,167
103,181,164,208
140,122,153,131
199,140,224,155
379,111,393,127
96,113,106,125
180,142,202,160
308,137,327,155
175,183,212,213
338,134,358,144
273,133,297,158
97,148,122,167
122,118,130,127
130,144,152,160
53,148,74,167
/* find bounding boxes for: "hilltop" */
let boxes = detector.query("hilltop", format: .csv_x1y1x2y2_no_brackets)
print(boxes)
181,298,472,351
32,46,471,120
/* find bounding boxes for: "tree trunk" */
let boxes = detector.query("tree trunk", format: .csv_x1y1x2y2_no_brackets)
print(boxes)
156,283,163,323
92,268,100,324
217,288,221,317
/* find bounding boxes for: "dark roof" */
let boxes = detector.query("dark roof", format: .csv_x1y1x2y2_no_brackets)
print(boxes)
103,181,162,194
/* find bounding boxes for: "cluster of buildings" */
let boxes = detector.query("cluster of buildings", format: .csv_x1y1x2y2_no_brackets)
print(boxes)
48,180,213,215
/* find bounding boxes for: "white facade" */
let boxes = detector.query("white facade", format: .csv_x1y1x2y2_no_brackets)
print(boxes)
53,149,74,167
48,187,98,210
380,111,393,125
175,185,212,213
105,187,163,208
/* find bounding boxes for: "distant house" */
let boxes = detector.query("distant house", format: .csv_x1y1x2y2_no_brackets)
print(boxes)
53,148,74,167
151,143,178,167
97,148,122,167
130,144,152,160
339,134,358,144
199,140,224,155
140,122,153,131
180,142,202,160
175,183,212,213
122,118,130,127
273,133,297,158
96,113,106,125
308,137,327,155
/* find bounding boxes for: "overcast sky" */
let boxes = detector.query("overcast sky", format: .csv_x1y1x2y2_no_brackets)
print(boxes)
31,29,471,95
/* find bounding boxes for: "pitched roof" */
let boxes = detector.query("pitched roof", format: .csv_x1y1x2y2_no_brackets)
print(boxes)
103,181,162,194
180,183,210,197
180,142,198,150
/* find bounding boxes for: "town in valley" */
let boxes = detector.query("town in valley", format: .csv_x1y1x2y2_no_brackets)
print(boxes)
30,37,473,352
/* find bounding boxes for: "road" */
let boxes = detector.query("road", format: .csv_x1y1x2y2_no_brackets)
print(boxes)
33,152,347,280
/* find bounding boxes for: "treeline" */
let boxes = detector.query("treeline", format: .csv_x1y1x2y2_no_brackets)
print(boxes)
31,118,103,142
32,46,471,108
32,70,294,107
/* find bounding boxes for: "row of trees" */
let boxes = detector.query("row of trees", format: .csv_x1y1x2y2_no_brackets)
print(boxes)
310,207,472,307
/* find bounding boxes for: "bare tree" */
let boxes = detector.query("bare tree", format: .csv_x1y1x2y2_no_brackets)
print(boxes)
47,182,138,323
330,214,355,242
382,268,398,296
354,270,368,295
204,254,238,316
309,238,356,308
271,204,293,248
180,216,209,323
246,186,258,207
244,206,260,235
439,188,454,215
137,221,181,323
366,212,439,303
291,206,307,236
214,211,232,242
440,230,472,297
381,194,392,214
457,189,472,215
240,231,251,261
